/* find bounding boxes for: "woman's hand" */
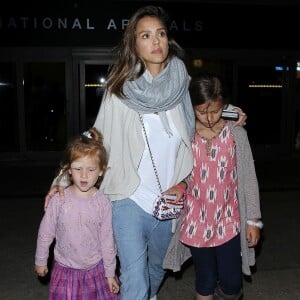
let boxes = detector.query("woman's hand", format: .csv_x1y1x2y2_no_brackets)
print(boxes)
44,185,66,211
233,107,247,127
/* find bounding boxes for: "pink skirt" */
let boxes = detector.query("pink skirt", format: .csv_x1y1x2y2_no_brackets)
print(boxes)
49,260,120,300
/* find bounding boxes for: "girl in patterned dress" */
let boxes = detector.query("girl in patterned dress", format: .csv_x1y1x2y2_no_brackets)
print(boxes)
180,73,263,300
35,127,120,300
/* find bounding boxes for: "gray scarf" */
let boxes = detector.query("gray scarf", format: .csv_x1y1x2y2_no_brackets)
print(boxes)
123,57,195,140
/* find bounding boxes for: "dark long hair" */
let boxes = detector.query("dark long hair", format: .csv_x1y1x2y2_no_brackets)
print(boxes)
189,72,225,107
106,5,185,98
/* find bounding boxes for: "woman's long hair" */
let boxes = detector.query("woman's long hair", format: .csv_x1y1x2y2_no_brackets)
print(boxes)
106,5,185,98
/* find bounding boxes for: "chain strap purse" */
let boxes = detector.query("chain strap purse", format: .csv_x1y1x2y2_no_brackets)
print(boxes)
139,113,183,220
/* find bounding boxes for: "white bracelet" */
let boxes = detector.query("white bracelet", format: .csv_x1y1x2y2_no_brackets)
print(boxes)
247,220,264,229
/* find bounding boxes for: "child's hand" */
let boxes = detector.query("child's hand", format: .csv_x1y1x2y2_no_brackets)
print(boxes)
107,277,120,294
35,265,48,277
233,107,247,127
246,224,261,248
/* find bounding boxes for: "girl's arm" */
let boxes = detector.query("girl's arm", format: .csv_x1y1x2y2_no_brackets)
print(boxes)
35,196,59,274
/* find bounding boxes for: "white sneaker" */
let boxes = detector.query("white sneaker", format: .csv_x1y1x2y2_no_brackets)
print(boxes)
149,296,157,300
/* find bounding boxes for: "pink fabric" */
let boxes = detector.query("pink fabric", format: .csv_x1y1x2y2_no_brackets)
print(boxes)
180,124,240,247
35,187,117,278
49,260,120,300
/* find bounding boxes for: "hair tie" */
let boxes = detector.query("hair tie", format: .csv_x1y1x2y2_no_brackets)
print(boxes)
82,131,92,139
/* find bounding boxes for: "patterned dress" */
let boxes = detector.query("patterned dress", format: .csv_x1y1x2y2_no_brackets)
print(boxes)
180,124,240,248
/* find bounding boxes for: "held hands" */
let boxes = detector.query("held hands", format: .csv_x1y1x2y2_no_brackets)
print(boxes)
233,107,247,127
35,265,48,277
44,185,66,211
107,277,120,294
163,182,187,206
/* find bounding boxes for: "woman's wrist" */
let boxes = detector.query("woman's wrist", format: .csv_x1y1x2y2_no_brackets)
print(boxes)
247,219,264,229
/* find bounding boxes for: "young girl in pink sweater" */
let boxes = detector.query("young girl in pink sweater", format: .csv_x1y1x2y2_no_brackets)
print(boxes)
35,127,120,300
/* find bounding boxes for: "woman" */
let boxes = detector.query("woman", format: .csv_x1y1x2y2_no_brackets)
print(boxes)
45,6,246,300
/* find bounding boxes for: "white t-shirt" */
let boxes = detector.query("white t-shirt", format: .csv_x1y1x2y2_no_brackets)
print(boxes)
130,111,181,213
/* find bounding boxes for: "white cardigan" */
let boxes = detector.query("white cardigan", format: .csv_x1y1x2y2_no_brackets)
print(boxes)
94,93,194,202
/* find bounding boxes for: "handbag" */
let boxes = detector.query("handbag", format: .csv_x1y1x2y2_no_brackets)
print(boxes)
139,113,183,220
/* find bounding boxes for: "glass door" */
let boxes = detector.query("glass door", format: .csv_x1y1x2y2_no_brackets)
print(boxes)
236,61,289,157
0,56,68,157
24,62,67,151
0,62,19,152
80,64,110,131
74,53,113,133
294,61,300,153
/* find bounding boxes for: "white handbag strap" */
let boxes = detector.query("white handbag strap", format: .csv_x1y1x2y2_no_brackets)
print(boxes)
138,113,163,195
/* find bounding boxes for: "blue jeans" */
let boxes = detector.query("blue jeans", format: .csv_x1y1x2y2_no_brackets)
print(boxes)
190,234,242,296
112,199,173,300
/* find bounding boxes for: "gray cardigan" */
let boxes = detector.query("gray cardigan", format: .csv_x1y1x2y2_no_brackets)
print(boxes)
163,123,262,276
